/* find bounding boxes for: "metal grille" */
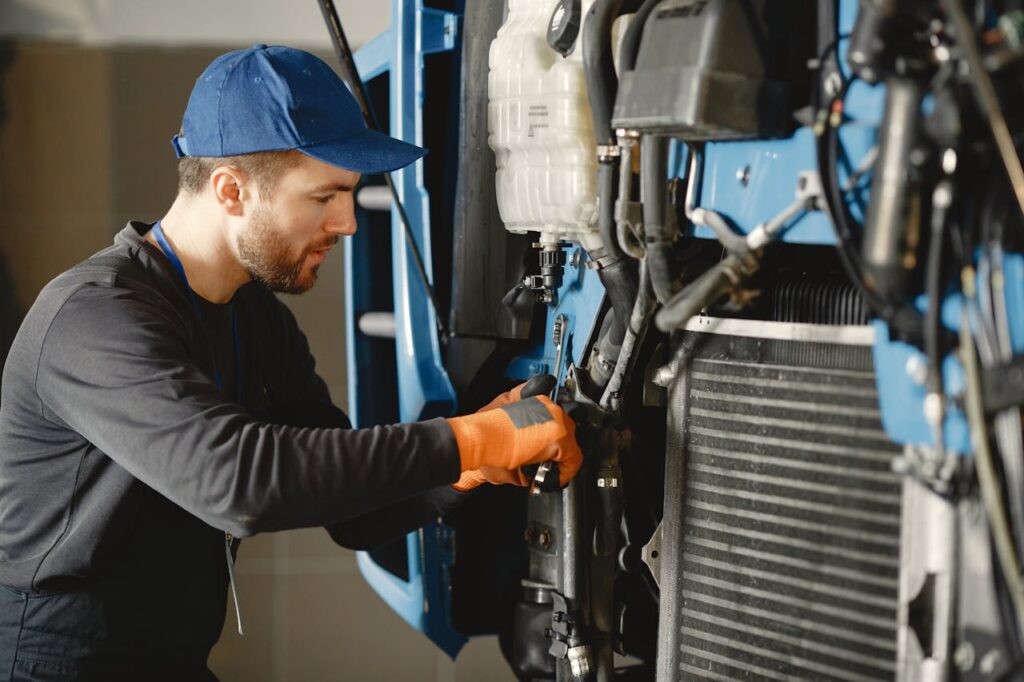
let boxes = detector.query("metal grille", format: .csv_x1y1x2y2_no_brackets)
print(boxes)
661,329,903,682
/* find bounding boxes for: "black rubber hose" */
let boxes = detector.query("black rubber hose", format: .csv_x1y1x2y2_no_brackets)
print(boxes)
642,135,678,304
654,254,742,332
597,161,626,263
583,0,643,145
598,258,639,348
619,0,660,74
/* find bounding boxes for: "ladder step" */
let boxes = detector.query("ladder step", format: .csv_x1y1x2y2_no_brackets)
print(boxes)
356,186,393,212
358,312,396,338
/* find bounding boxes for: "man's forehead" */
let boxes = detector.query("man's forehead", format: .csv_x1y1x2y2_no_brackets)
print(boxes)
287,154,362,189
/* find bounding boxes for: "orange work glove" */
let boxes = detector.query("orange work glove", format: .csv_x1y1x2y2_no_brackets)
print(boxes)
447,396,582,492
453,375,557,491
475,374,556,413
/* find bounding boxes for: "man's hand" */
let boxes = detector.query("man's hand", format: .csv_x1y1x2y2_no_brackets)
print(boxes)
448,380,581,492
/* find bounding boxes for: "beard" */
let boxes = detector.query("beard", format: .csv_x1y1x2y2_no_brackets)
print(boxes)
236,204,337,294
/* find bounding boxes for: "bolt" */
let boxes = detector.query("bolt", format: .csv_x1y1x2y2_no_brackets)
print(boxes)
906,354,928,385
736,165,751,187
979,649,1002,675
524,527,535,545
953,642,976,671
538,530,552,549
570,249,581,268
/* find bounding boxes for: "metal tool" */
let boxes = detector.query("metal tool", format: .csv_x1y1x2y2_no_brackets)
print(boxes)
530,315,568,496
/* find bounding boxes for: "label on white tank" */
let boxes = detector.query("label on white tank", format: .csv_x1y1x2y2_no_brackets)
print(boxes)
527,104,550,138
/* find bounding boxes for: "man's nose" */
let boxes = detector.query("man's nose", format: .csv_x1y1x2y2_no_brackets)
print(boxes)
325,202,358,236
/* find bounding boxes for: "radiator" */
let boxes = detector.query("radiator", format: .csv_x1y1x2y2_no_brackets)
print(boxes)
656,318,904,682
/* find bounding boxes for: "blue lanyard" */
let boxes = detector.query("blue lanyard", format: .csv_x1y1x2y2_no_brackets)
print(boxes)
152,221,243,401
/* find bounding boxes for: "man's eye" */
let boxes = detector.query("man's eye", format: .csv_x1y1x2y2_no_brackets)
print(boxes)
315,195,332,204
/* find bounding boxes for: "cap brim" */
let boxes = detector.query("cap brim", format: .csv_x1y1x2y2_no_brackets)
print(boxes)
299,128,427,174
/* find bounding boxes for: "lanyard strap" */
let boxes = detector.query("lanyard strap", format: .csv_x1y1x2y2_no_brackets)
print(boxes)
152,221,242,400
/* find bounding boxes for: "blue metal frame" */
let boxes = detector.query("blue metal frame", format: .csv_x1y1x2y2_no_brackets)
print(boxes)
505,246,608,385
346,0,465,659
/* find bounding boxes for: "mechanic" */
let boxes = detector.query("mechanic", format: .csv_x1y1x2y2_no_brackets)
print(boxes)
0,44,581,681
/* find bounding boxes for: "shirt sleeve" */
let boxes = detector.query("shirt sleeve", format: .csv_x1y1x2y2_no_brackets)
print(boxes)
262,295,353,430
34,284,461,538
263,297,474,551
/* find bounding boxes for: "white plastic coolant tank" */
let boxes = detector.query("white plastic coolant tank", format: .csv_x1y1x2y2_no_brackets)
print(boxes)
488,0,598,245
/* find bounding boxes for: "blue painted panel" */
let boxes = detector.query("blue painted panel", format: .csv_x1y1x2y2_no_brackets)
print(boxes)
698,125,877,246
1005,254,1024,353
872,254,1024,453
354,29,394,82
352,0,466,661
389,0,458,423
873,318,971,454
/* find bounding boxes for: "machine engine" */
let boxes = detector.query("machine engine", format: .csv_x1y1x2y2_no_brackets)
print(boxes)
341,0,1024,679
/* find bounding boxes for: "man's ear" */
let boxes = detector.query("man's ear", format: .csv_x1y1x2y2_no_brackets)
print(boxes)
209,165,251,217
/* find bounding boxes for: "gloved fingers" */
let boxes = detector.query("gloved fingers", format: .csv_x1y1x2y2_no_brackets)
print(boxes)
520,374,556,399
452,469,487,492
476,374,556,413
555,435,583,485
475,381,527,413
479,465,530,487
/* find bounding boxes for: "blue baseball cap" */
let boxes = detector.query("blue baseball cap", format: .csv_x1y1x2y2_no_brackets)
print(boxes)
172,44,425,174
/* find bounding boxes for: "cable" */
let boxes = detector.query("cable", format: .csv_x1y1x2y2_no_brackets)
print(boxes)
316,0,447,340
962,285,1024,642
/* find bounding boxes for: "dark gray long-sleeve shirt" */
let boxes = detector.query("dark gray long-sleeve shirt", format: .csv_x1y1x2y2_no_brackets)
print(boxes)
0,222,462,675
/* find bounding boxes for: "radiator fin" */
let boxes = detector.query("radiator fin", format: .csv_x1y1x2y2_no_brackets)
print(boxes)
669,346,903,681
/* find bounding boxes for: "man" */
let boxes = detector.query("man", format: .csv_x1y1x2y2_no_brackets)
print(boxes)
0,45,581,680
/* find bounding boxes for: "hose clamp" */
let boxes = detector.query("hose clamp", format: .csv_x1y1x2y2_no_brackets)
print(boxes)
596,144,620,162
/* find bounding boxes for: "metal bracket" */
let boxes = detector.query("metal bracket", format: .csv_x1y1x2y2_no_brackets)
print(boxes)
420,8,460,56
641,522,663,588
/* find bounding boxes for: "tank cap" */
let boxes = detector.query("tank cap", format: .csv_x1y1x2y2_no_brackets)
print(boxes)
547,0,582,57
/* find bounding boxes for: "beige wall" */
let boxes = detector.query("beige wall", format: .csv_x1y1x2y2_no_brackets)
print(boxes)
0,41,515,682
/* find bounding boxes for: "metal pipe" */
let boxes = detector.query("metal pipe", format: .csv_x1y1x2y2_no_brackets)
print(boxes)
861,77,923,301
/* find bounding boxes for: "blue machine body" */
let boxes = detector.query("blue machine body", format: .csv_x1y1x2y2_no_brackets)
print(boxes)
344,0,1024,659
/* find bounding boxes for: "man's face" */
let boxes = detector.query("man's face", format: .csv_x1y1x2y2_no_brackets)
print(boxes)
236,154,361,294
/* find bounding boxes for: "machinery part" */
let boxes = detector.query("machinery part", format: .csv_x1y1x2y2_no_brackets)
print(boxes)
653,250,760,332
612,0,798,138
316,0,445,339
657,320,905,681
641,522,663,588
614,131,645,260
548,0,583,57
357,312,397,339
488,0,602,245
600,258,656,413
861,78,925,303
960,294,1024,640
516,245,571,306
356,185,393,211
939,0,1024,220
512,582,558,679
531,314,569,496
452,0,534,340
640,135,681,304
682,149,749,256
897,468,956,679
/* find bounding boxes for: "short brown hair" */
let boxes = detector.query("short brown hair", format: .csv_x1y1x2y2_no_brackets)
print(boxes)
177,149,304,197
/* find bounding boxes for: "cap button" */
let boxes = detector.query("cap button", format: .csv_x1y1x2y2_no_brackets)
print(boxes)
253,43,268,50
